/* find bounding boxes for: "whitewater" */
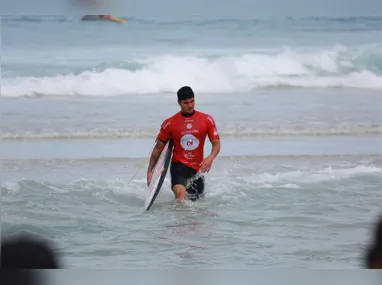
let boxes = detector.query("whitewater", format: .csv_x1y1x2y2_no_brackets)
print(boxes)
1,14,382,269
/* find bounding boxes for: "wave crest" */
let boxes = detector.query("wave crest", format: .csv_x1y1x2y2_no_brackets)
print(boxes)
2,45,382,97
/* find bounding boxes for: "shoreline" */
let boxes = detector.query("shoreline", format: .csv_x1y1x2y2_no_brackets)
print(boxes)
1,135,381,160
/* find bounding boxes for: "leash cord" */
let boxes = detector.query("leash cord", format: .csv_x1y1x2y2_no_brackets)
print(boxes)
125,139,157,187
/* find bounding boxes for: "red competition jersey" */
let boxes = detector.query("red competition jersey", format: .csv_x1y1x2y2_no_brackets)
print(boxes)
156,110,220,171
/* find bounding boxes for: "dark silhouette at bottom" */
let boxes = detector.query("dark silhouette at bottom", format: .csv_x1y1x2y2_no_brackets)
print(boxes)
365,216,382,269
1,233,60,285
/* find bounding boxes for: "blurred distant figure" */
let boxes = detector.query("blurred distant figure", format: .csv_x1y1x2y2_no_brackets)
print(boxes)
365,216,382,269
68,0,125,14
71,0,107,7
81,14,126,23
81,14,111,20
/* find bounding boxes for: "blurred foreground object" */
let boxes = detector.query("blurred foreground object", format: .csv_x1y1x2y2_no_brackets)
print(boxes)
365,216,382,269
1,233,60,285
1,234,60,269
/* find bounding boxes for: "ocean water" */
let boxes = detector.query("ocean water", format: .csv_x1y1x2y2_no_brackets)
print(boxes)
1,15,382,269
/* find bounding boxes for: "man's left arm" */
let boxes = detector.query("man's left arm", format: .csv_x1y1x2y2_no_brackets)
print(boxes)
209,138,220,160
200,116,221,173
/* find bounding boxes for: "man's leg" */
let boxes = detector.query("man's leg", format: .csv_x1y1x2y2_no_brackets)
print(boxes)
195,176,205,198
170,162,188,200
187,175,205,201
172,184,187,200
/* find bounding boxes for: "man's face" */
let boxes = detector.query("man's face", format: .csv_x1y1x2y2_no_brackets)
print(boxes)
178,97,195,114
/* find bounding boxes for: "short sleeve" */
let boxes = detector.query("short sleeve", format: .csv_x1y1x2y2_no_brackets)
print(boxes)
157,120,171,143
206,115,220,141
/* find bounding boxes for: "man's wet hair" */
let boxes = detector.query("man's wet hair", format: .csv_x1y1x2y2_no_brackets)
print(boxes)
177,86,194,101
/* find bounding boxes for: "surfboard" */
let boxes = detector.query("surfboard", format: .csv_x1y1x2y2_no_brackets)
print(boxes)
143,139,173,211
109,15,127,24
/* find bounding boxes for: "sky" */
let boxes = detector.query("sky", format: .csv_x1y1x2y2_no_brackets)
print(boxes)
1,0,382,19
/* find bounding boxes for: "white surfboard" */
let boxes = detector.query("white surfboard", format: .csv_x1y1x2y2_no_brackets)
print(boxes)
143,139,173,211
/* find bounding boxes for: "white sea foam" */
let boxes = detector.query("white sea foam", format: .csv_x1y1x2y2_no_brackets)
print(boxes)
3,45,382,97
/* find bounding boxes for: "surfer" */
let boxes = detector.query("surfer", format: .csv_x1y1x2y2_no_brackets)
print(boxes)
80,15,126,23
81,15,110,20
147,86,220,201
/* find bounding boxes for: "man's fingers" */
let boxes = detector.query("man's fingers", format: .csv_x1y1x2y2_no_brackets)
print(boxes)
200,160,213,173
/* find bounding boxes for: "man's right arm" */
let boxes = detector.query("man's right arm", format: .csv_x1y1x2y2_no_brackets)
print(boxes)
147,139,166,173
147,139,166,186
147,120,171,186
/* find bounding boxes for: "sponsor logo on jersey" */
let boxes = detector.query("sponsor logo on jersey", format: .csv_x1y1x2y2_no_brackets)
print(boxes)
184,152,195,160
180,134,200,151
181,129,200,135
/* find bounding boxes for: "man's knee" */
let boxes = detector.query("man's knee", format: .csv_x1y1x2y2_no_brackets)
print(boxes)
172,184,187,199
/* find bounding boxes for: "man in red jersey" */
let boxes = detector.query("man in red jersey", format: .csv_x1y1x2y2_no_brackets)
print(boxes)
147,86,221,201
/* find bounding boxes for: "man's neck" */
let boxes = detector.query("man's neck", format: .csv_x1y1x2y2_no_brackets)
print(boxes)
181,110,195,117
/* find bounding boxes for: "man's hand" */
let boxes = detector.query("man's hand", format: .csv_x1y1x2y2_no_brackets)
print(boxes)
199,155,214,173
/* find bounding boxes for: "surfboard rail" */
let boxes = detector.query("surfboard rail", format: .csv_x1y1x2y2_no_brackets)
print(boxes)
143,139,173,211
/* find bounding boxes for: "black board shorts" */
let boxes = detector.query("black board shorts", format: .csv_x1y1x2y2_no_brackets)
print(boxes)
170,161,205,201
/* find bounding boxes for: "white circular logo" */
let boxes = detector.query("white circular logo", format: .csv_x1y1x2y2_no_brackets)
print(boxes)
187,123,192,129
180,134,199,151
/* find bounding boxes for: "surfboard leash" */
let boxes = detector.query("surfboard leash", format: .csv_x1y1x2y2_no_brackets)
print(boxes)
125,139,157,187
